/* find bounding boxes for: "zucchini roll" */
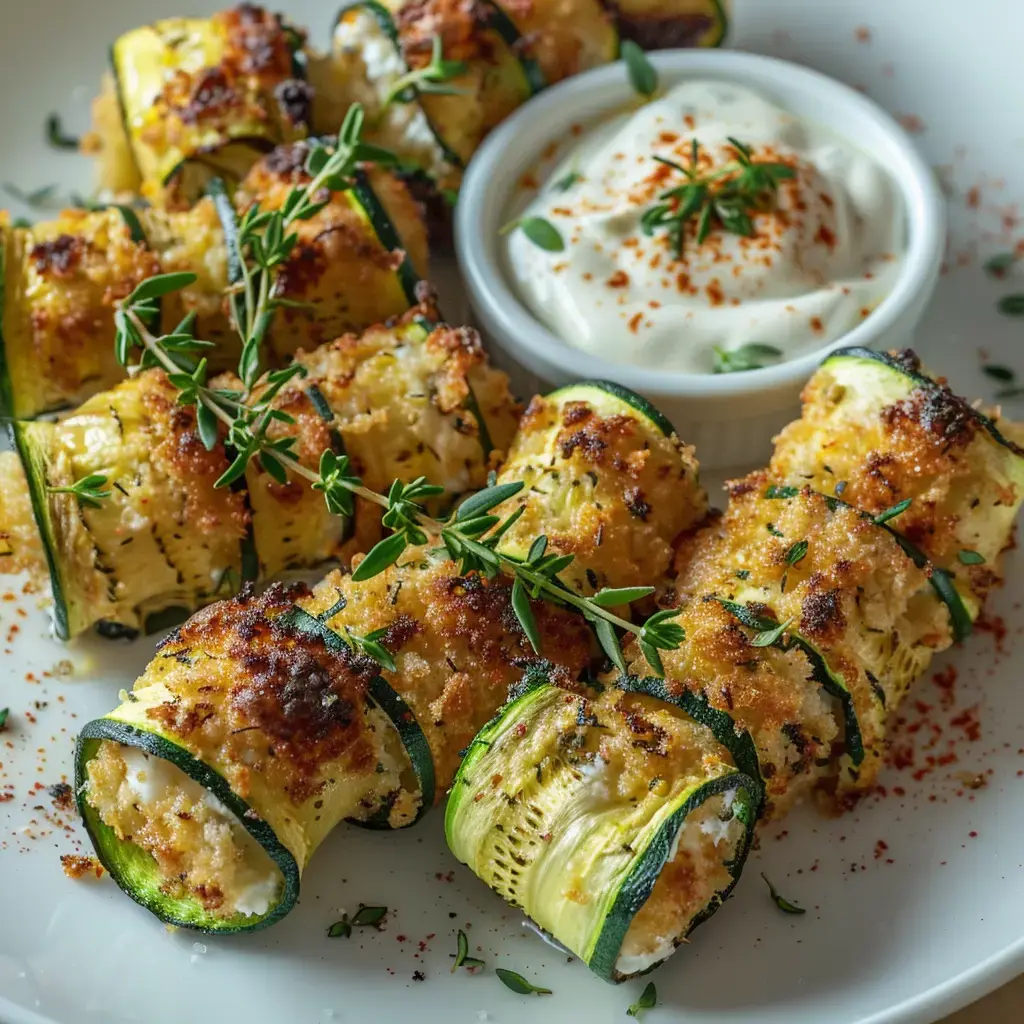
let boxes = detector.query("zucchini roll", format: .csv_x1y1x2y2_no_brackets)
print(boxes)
667,472,955,795
610,0,730,50
491,381,706,596
0,208,161,419
2,304,518,638
771,348,1024,626
445,681,759,981
93,5,311,208
229,140,427,362
77,558,591,929
10,371,251,642
329,0,544,192
1,147,428,420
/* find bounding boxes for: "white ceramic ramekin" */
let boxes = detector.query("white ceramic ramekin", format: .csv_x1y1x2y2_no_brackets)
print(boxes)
455,50,946,469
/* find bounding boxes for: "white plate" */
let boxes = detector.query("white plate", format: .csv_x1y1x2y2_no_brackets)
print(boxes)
2,2,1023,1022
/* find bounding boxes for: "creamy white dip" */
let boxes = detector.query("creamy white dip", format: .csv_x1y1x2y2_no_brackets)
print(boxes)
506,80,905,374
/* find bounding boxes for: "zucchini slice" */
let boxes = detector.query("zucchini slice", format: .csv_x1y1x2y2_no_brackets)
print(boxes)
224,148,428,362
483,0,618,81
331,1,535,190
112,8,310,208
8,372,249,640
613,0,729,50
490,379,706,596
445,682,759,981
74,586,418,931
0,207,161,419
771,347,1024,625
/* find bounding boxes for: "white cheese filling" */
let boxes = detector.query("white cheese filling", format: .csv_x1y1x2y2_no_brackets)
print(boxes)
120,747,281,918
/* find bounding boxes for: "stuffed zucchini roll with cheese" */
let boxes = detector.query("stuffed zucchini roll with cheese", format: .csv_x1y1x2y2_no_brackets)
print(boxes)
666,473,955,795
328,0,544,193
0,208,161,419
771,347,1024,629
9,371,252,641
77,557,591,929
446,681,759,980
91,5,311,208
611,0,729,50
491,381,706,597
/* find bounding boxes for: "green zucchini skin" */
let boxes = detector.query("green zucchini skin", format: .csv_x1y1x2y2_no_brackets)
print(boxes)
7,421,71,640
445,681,760,983
616,674,765,814
348,1,465,169
588,773,757,981
75,718,300,934
549,379,678,438
814,492,974,644
711,597,865,766
276,606,436,827
478,0,546,94
826,347,1024,458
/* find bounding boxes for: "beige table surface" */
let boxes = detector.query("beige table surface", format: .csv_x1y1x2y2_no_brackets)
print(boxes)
946,974,1024,1022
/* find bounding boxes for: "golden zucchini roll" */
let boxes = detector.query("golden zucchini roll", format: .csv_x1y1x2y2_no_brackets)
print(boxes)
9,371,251,641
446,681,759,981
0,208,161,419
329,0,544,192
771,348,1024,629
241,301,519,578
669,473,955,794
621,592,835,813
491,381,706,596
94,5,311,208
77,558,590,930
231,141,427,362
610,0,730,50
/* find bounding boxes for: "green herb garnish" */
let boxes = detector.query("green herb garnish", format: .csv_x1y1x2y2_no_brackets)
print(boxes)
0,708,8,730
873,498,912,525
641,137,795,259
327,904,388,938
47,473,111,510
764,485,798,499
985,253,1017,277
713,343,783,374
762,872,806,914
751,618,793,648
621,40,658,98
766,523,784,537
382,34,467,109
735,569,750,580
553,170,583,192
450,929,484,971
998,294,1024,317
983,364,1016,383
500,215,565,252
46,113,79,151
958,549,985,565
627,981,657,1017
495,968,552,995
784,540,808,566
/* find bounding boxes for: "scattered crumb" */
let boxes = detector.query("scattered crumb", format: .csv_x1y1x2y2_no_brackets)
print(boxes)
60,854,104,880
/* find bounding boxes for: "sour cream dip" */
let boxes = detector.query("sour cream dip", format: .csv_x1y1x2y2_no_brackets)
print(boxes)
504,79,906,374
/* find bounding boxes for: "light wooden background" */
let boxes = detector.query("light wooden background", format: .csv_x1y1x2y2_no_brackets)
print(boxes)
948,975,1023,1021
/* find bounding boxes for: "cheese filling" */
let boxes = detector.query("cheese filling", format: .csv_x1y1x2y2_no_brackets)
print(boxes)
332,9,452,182
615,788,744,975
85,741,283,919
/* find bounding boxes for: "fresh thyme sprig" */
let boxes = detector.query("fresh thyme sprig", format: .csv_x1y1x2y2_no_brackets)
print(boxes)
640,137,795,259
99,106,685,677
382,34,468,111
47,473,111,509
